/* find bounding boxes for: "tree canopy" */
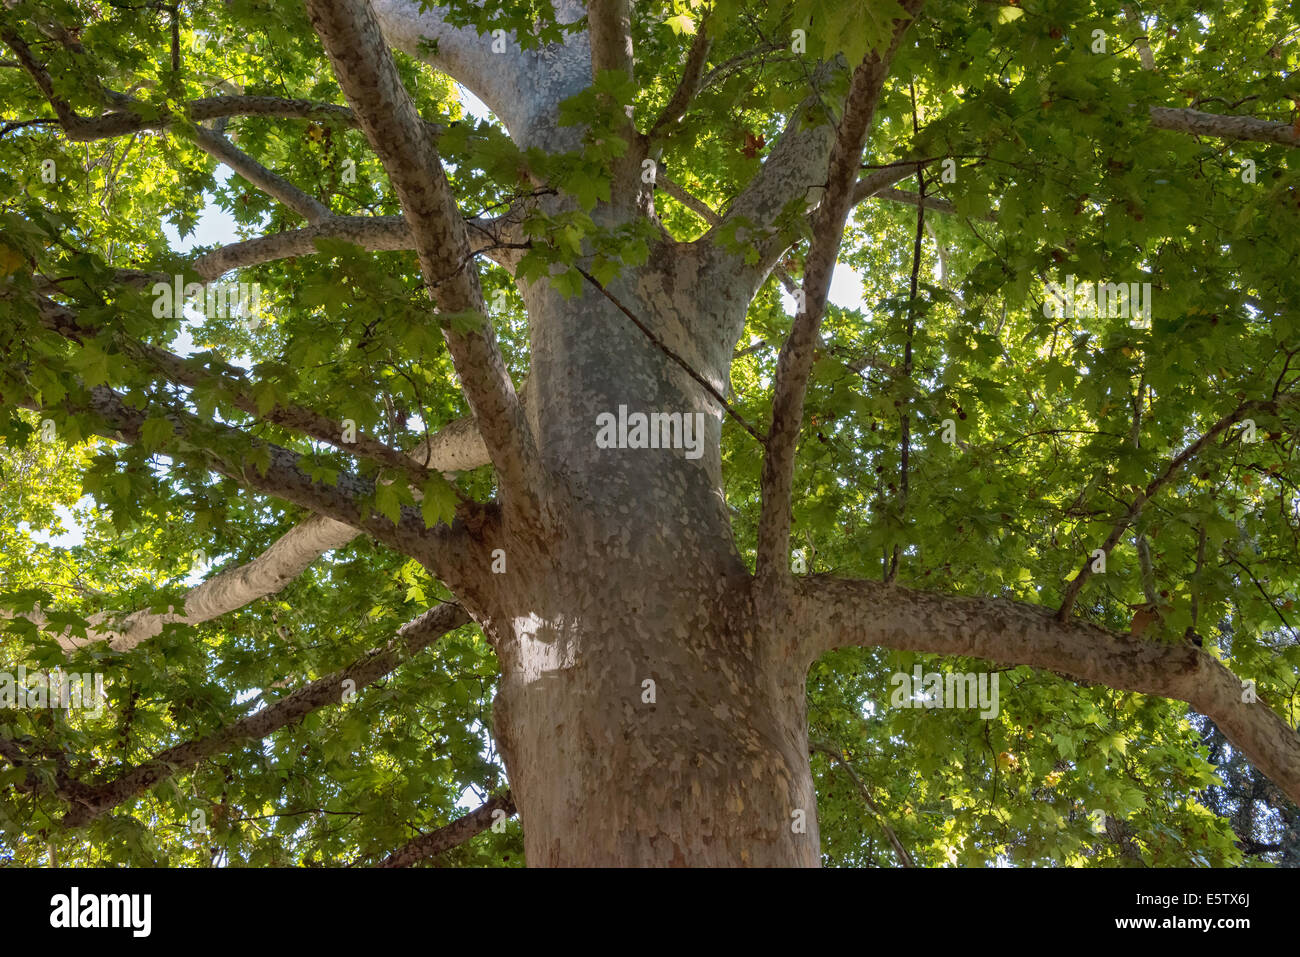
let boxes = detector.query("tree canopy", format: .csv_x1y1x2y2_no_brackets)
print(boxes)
1,0,1298,867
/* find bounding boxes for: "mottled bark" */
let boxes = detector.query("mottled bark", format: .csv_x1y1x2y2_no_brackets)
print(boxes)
430,252,818,864
1149,106,1300,147
798,576,1300,807
371,0,590,153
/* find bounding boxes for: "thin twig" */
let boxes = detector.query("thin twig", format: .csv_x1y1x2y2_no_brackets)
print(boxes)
576,267,767,444
811,741,915,867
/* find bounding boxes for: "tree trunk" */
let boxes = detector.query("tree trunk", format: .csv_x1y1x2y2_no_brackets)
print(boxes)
466,265,822,865
489,564,819,866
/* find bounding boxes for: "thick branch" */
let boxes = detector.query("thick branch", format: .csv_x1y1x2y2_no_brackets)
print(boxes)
193,212,522,279
1148,106,1300,148
13,305,498,654
876,187,969,218
850,161,927,206
33,409,488,654
708,89,835,284
375,790,515,866
34,398,487,654
646,17,711,139
1124,5,1156,71
306,0,541,522
66,385,448,561
36,296,432,486
42,516,356,653
657,175,799,291
192,126,332,223
370,0,591,151
57,603,470,826
657,173,720,223
588,0,642,212
798,576,1300,807
10,94,364,142
588,0,633,82
755,3,923,588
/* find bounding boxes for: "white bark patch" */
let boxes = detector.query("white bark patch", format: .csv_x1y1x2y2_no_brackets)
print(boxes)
511,613,576,684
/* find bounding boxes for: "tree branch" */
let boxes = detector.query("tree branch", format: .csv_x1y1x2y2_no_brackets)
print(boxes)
370,0,590,151
26,391,488,656
706,85,836,285
1057,397,1290,619
36,296,434,487
56,603,470,826
887,89,926,582
1,28,333,222
21,515,358,653
797,575,1300,807
193,212,523,280
1148,106,1300,148
646,17,711,139
755,2,924,588
374,789,515,866
0,27,83,132
657,174,800,292
58,385,450,560
656,173,720,223
588,0,633,82
25,404,489,655
588,0,643,212
850,161,928,206
809,741,914,867
191,126,332,223
5,94,365,142
306,0,542,523
1124,4,1157,71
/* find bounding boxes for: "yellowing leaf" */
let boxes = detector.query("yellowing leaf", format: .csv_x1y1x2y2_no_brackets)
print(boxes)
665,13,695,34
0,242,25,277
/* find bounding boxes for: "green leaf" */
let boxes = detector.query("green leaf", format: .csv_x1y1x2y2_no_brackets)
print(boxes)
374,482,402,525
420,475,459,528
441,310,487,335
550,269,585,299
139,416,174,451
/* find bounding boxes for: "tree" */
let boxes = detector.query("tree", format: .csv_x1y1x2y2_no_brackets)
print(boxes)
0,0,1298,867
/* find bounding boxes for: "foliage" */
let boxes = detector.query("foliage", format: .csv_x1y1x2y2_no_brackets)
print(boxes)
1,0,1298,866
